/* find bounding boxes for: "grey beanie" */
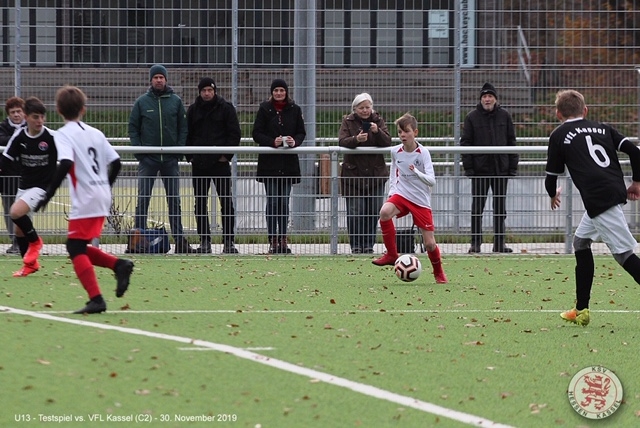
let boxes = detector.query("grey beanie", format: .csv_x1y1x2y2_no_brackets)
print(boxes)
149,64,168,80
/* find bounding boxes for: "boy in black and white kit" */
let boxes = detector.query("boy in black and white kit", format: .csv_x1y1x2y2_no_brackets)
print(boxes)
372,113,447,284
0,97,56,277
546,89,640,326
35,86,134,314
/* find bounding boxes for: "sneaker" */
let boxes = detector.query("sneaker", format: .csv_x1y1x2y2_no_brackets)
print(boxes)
12,261,41,277
114,259,134,298
560,308,590,326
5,243,19,254
24,237,43,265
468,246,481,254
372,253,398,266
222,243,239,254
73,300,107,314
195,245,212,254
493,246,514,253
363,248,374,254
351,247,363,254
434,271,448,284
174,238,195,254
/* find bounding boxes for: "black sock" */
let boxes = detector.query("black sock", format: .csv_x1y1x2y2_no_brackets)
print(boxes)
12,215,39,243
622,254,640,284
575,249,594,310
16,236,29,257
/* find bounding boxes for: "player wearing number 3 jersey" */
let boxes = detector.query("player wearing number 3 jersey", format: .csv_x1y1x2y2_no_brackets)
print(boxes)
34,85,134,315
545,89,640,326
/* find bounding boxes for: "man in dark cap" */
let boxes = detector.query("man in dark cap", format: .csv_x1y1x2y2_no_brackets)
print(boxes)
128,64,194,254
460,82,519,253
186,77,241,254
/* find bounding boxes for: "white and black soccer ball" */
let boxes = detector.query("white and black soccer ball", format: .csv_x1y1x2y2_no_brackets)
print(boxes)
394,254,422,282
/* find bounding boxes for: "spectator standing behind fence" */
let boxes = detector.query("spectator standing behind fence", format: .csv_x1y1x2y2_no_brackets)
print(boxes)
0,97,55,277
35,85,134,314
129,64,194,254
461,83,519,254
371,113,447,284
0,96,25,254
338,93,391,254
546,89,640,326
252,79,306,254
186,77,241,254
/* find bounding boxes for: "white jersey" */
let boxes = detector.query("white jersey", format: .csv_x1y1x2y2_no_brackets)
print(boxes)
55,121,120,219
388,143,435,208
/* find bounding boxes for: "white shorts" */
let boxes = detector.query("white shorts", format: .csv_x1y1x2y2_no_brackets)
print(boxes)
16,187,47,212
575,204,638,254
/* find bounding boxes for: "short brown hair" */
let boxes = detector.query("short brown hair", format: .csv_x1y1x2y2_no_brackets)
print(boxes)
394,112,418,132
555,90,585,119
24,97,46,116
5,96,25,114
55,85,87,120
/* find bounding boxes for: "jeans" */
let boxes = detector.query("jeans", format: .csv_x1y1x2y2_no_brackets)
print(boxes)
192,162,235,244
345,188,384,251
470,176,509,247
134,156,184,239
263,177,293,238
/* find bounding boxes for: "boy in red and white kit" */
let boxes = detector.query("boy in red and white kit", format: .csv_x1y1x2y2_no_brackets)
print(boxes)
35,85,134,314
372,113,447,284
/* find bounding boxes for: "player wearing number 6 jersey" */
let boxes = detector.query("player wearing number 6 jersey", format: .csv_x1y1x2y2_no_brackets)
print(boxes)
34,85,134,315
545,89,640,326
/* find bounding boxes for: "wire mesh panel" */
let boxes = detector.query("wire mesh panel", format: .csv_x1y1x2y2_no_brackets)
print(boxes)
2,2,640,256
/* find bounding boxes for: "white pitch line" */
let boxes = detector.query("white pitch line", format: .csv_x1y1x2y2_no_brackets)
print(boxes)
1,305,514,428
23,308,640,315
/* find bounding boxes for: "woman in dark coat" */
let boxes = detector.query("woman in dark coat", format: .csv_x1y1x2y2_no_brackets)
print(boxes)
338,93,391,254
252,79,306,254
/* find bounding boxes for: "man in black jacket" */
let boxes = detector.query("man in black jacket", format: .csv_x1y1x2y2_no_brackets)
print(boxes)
186,77,241,254
461,83,519,253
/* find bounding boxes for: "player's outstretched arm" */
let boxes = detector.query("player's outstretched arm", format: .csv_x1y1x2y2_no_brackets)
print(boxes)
35,160,73,212
627,181,640,201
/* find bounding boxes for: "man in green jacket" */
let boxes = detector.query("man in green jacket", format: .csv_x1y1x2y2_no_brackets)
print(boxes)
128,64,194,254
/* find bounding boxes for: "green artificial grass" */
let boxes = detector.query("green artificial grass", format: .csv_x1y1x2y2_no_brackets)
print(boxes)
1,255,639,427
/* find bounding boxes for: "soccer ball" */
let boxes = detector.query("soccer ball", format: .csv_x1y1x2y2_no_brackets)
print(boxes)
394,254,422,282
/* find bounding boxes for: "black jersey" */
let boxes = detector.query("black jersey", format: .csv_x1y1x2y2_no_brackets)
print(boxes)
546,118,628,218
2,126,57,191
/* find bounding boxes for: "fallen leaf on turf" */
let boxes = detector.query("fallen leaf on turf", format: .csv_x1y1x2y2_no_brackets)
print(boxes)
37,359,50,365
464,341,484,345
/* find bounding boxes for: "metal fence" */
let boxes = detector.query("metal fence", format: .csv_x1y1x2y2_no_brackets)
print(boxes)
3,143,639,257
2,2,640,256
2,2,640,139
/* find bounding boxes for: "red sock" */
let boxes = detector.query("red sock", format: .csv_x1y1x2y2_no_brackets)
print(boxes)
428,245,443,274
86,245,117,270
73,254,102,299
380,219,398,257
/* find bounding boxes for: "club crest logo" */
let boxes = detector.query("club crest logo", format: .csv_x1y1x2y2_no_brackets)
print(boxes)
38,141,49,151
567,366,623,420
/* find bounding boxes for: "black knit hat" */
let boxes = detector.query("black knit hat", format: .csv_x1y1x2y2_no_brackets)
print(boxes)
480,82,498,99
198,77,216,92
270,78,288,93
149,64,168,80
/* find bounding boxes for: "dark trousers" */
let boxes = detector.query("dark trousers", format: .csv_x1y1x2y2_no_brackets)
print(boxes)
192,162,235,245
135,157,184,240
470,176,509,248
263,177,293,238
345,187,384,251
